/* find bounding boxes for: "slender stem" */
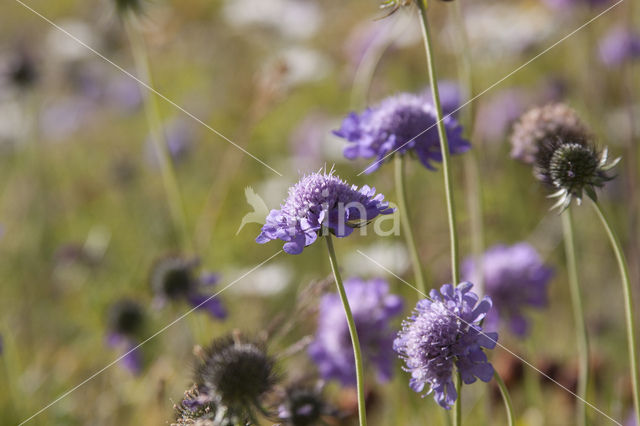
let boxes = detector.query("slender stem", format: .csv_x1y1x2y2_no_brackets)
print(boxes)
454,372,462,426
494,371,515,426
416,0,460,284
124,15,193,253
591,201,640,422
395,155,428,293
561,208,589,426
325,233,367,426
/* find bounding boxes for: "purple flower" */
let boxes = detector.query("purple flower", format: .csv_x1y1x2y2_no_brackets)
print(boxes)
333,93,470,173
256,170,393,254
308,277,403,386
394,282,497,409
462,243,553,337
146,119,194,165
423,81,463,118
475,89,528,143
150,256,226,319
106,299,145,375
598,26,640,67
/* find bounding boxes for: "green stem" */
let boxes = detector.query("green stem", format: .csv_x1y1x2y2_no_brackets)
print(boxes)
561,208,589,426
394,155,427,293
494,371,515,426
325,233,367,426
416,0,460,284
454,372,462,426
124,15,193,253
591,200,640,422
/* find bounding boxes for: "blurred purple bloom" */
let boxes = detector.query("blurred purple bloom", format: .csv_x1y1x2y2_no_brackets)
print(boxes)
394,282,497,409
150,256,226,319
423,81,463,118
542,0,610,10
462,243,553,337
308,277,403,386
256,170,393,254
475,89,528,143
40,97,96,142
146,119,194,165
106,299,145,375
334,93,469,172
598,27,640,67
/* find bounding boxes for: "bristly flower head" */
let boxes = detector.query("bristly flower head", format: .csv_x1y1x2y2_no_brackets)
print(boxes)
510,103,590,164
308,277,403,386
334,93,470,173
394,282,498,409
150,255,226,319
278,383,336,426
462,243,553,337
535,138,620,211
256,169,393,254
195,335,278,422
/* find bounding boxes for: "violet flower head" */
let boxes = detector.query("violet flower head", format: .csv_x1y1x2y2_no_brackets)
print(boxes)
256,170,393,254
333,93,470,173
598,26,640,67
394,282,498,409
106,299,145,374
308,277,403,386
150,256,226,319
462,243,553,337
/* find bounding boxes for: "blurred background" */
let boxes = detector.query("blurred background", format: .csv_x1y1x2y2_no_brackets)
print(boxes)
0,0,639,424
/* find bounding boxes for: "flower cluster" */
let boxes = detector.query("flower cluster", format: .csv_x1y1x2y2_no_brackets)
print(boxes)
394,283,497,409
150,256,226,319
462,243,553,337
256,171,393,254
333,93,470,173
308,277,403,386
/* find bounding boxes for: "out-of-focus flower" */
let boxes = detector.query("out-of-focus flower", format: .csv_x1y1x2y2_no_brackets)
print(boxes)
106,299,145,374
510,103,590,164
394,282,497,409
333,93,469,173
150,256,226,319
0,46,39,90
598,26,640,67
308,277,403,386
222,0,322,40
475,89,528,143
462,243,553,336
256,170,393,254
39,97,97,142
542,0,611,11
278,383,336,426
146,119,194,165
422,81,463,118
195,335,278,423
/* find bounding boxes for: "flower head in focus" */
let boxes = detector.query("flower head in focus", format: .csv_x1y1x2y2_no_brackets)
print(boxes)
394,282,497,409
256,170,393,254
150,255,226,319
462,243,553,337
308,277,403,386
334,93,469,173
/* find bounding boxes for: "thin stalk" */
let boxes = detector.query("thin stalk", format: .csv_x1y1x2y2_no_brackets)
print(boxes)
395,155,427,293
454,372,462,426
416,0,461,284
591,200,640,422
124,14,193,252
494,371,515,426
325,233,367,426
561,208,589,426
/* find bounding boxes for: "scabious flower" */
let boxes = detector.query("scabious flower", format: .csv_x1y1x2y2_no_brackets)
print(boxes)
150,256,226,319
278,383,336,426
308,277,403,386
598,26,640,67
510,103,590,164
462,243,553,337
195,335,278,423
106,299,145,374
333,93,470,173
394,282,497,409
256,170,393,254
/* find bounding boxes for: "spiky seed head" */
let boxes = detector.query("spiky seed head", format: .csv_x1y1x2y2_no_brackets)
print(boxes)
107,299,144,336
279,386,327,426
150,256,197,300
